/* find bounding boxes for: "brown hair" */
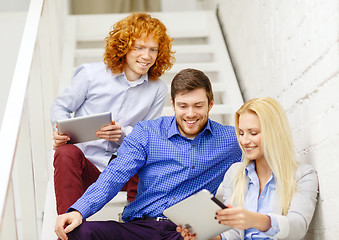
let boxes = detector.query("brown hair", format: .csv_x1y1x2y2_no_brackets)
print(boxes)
171,68,214,104
104,12,175,80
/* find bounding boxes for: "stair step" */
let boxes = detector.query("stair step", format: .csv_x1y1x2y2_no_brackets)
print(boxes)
162,104,233,116
75,48,104,58
168,62,221,73
173,44,215,54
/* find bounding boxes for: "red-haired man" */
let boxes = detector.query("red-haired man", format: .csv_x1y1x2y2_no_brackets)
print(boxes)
51,12,174,215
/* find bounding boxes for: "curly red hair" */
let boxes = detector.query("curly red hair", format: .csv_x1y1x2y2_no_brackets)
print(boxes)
104,12,175,80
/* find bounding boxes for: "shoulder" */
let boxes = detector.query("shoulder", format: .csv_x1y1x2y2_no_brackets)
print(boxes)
210,121,239,145
135,116,173,132
210,121,237,136
295,163,318,183
73,62,110,78
148,78,168,91
224,162,243,181
226,162,243,175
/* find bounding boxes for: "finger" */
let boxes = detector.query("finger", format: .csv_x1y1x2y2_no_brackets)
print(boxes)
101,124,121,132
53,132,70,142
216,206,238,216
184,232,196,240
55,137,69,144
55,221,68,240
96,130,121,141
96,132,121,139
53,141,68,150
182,228,191,237
64,221,78,234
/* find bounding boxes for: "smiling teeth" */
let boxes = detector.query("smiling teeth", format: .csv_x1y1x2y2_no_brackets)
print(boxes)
186,120,196,124
139,63,148,66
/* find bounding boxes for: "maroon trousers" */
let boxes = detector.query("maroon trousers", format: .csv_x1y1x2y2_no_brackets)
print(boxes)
54,144,138,214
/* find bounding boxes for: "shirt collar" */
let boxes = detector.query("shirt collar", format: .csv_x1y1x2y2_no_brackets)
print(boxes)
246,162,275,186
118,72,149,87
167,118,213,139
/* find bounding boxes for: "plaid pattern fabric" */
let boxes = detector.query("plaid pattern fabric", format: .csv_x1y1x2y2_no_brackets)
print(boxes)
71,116,242,221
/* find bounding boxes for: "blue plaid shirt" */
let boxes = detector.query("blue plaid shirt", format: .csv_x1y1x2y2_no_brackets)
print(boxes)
70,116,242,222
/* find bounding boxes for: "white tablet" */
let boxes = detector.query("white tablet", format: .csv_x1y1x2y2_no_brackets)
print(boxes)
57,112,112,144
163,189,231,240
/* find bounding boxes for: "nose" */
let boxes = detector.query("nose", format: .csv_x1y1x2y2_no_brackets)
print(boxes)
186,107,196,117
141,49,151,60
240,134,250,145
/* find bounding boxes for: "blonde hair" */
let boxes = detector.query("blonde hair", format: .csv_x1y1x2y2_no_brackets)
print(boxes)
231,97,297,215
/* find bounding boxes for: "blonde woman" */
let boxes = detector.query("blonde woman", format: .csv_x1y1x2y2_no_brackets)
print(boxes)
179,97,318,240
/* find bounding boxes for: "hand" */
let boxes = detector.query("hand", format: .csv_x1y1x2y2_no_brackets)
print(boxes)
176,225,196,240
216,204,271,231
53,130,70,150
176,226,221,240
96,120,122,142
55,211,82,240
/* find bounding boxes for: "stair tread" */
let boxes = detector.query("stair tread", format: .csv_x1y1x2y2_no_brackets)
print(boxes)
168,62,221,73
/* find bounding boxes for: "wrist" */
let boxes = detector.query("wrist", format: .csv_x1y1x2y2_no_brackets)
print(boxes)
252,212,271,231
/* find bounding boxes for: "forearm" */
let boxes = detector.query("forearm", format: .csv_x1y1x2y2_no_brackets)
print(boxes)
250,211,271,232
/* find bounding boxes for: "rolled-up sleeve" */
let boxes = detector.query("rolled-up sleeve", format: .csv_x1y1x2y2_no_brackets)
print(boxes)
264,164,319,239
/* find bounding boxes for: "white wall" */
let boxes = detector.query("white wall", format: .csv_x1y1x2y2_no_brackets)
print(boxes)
218,0,339,239
0,0,30,12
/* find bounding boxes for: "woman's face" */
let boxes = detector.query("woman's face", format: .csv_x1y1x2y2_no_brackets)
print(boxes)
238,111,265,162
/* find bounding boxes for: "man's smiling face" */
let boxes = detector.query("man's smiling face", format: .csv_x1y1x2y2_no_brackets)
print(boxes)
124,35,158,81
172,88,214,139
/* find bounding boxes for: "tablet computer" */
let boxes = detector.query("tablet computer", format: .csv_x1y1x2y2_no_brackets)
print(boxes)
57,112,112,144
163,189,231,240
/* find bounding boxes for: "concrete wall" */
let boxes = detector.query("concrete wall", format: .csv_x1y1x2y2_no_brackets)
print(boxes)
218,0,339,239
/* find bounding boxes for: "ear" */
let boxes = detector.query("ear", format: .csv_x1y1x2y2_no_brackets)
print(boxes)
208,98,214,111
171,98,174,110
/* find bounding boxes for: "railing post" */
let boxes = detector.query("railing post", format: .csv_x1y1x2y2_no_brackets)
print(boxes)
11,107,39,240
0,182,18,240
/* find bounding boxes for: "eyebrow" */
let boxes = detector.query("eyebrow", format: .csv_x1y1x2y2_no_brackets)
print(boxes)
239,128,260,131
133,42,158,48
176,101,206,105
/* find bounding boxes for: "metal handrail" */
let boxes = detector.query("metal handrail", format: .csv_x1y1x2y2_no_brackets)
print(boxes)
0,0,44,230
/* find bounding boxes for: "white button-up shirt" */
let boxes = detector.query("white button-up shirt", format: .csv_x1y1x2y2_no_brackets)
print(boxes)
51,62,167,171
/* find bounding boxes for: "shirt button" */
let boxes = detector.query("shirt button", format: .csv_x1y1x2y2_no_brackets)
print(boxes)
192,144,195,147
192,166,195,169
173,197,176,200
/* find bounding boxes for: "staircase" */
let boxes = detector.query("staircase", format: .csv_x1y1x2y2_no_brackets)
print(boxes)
0,2,243,238
60,11,243,124
41,10,244,239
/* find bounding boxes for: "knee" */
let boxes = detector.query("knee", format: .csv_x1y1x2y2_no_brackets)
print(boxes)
68,222,101,240
54,144,83,168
